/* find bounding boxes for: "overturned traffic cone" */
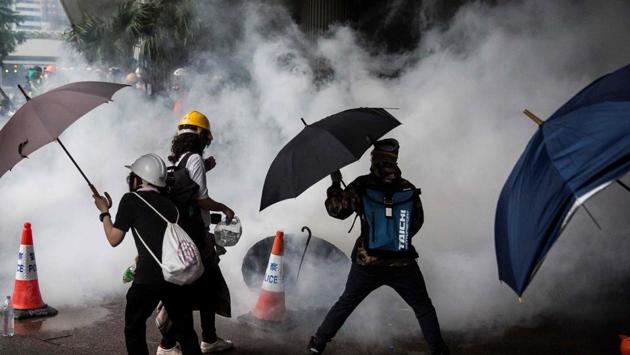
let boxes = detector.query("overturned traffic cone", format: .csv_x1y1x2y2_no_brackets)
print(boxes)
239,231,295,329
11,223,57,319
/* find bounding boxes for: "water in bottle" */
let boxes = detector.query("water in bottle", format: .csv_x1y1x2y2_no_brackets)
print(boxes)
214,216,242,247
2,295,14,337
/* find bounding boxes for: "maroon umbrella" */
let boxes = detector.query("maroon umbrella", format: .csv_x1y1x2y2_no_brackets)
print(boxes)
0,81,129,205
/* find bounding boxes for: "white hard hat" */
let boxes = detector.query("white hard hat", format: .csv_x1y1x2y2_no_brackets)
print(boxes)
173,68,187,77
125,153,167,187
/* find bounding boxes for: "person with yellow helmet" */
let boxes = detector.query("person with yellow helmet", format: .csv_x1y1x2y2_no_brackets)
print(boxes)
175,111,213,140
158,111,234,355
126,73,138,84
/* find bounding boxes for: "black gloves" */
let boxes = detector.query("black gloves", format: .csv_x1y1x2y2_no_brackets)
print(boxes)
330,170,342,185
204,156,216,172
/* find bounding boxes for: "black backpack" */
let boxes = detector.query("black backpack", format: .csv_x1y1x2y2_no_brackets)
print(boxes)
165,153,200,220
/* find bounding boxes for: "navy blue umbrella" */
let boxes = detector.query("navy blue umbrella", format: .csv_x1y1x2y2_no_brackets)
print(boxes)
495,64,630,297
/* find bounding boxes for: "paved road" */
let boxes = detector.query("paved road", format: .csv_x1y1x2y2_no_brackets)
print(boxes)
1,297,628,354
0,300,628,355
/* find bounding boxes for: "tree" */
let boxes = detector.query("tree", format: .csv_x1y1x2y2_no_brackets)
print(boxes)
0,0,25,64
65,0,199,95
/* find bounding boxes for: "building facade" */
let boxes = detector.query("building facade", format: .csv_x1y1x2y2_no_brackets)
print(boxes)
1,1,68,91
13,0,43,32
12,0,67,33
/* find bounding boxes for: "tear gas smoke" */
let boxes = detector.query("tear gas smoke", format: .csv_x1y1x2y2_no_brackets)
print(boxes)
0,0,629,339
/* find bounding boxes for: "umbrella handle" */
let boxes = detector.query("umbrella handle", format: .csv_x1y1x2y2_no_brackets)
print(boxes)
89,184,113,209
296,226,313,283
104,192,113,208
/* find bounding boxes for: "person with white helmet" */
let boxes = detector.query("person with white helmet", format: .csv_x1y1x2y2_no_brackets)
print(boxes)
158,111,235,354
93,154,202,355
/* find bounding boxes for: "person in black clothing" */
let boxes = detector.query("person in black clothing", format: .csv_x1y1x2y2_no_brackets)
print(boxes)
307,139,449,355
93,153,202,355
159,111,235,354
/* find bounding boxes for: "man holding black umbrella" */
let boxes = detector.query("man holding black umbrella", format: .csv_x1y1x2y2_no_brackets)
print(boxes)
307,139,449,355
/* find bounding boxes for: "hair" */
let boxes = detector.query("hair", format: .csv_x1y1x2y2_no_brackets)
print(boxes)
127,172,142,192
127,172,166,193
168,132,208,163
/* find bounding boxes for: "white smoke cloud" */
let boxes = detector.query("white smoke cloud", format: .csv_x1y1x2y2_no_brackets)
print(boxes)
0,0,629,339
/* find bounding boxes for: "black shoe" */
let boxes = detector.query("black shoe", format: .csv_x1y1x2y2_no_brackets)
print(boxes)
430,343,450,355
307,336,326,354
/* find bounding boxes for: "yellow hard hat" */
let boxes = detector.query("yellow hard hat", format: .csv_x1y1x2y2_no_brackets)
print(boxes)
126,73,138,83
177,111,213,139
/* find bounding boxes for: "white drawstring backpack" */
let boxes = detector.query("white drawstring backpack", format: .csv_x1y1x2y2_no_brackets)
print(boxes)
132,192,204,285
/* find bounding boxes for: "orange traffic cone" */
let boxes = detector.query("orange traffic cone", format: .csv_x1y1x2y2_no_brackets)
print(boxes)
11,223,57,319
251,230,287,321
621,335,630,355
238,231,295,329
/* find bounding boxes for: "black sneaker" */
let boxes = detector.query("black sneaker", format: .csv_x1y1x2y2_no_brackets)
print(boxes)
430,343,450,355
307,336,326,354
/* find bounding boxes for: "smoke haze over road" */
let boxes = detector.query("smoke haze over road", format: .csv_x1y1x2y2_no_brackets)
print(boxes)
0,0,629,339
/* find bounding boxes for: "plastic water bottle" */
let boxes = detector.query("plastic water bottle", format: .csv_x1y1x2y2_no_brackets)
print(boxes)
122,264,136,284
2,296,14,337
214,216,242,247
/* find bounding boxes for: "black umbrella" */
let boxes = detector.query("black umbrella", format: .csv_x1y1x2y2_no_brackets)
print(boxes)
260,107,401,211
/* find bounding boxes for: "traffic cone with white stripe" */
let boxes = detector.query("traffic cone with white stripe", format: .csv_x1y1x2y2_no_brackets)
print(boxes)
239,230,295,329
251,230,286,321
11,223,57,319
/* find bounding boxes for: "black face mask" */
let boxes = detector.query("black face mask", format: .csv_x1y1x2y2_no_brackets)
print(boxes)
370,160,401,183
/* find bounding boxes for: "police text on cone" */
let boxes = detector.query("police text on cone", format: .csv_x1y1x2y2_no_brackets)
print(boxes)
252,231,287,321
12,223,57,319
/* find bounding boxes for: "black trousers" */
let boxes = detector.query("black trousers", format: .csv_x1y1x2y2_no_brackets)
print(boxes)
125,282,201,355
315,262,449,355
161,265,218,346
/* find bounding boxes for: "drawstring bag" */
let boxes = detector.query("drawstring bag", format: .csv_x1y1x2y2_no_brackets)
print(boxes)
132,192,204,285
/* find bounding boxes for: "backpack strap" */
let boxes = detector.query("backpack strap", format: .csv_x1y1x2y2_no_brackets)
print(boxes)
347,213,359,234
132,227,163,268
176,152,194,169
132,192,179,224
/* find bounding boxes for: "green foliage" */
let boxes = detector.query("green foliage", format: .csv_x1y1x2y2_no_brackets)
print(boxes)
64,0,200,94
0,0,25,64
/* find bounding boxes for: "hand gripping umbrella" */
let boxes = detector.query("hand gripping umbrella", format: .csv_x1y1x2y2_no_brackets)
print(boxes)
260,107,401,211
495,64,630,297
0,81,129,205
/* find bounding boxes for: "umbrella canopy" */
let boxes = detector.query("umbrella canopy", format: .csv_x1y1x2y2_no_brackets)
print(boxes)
495,64,630,296
241,232,349,290
260,107,400,211
0,81,128,178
